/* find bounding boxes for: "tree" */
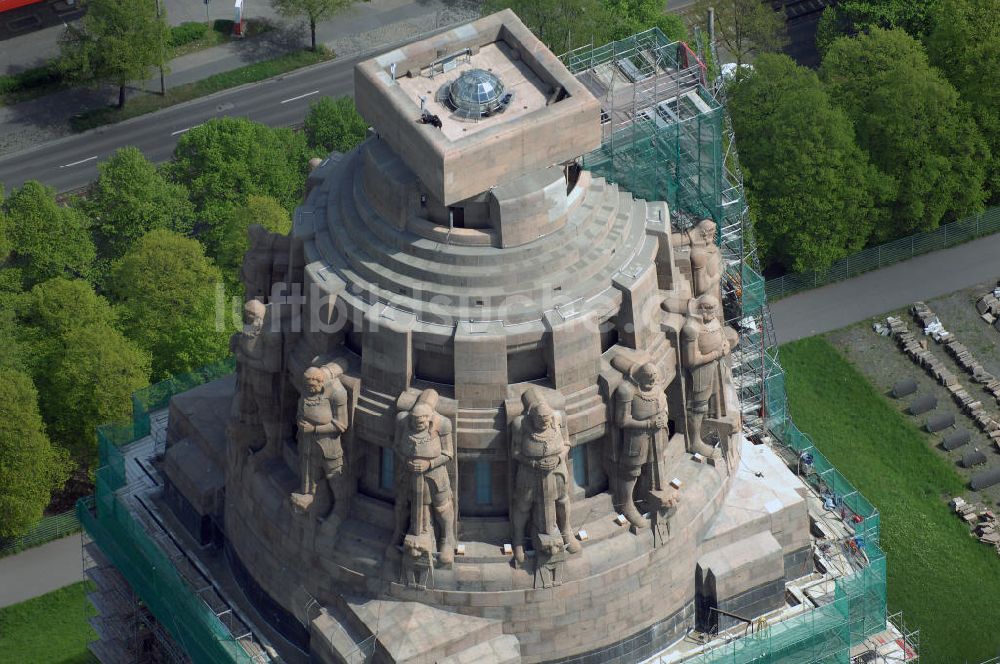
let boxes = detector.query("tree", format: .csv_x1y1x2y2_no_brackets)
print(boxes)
57,0,169,109
87,147,195,260
46,323,150,467
926,0,1000,202
816,0,941,49
14,278,118,374
217,195,292,282
483,0,607,52
821,29,988,240
3,181,95,288
0,367,71,538
483,0,688,53
109,229,230,380
728,54,889,272
271,0,351,51
691,0,788,67
602,0,688,42
304,96,368,154
168,118,308,257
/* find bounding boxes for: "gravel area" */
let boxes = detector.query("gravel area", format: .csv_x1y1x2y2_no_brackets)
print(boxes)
826,278,1000,508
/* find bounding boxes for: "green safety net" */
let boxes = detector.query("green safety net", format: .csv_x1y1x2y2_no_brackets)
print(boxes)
78,358,251,664
565,30,888,663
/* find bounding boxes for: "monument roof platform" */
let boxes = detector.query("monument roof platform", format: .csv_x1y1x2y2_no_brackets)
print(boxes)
354,9,602,206
394,41,549,142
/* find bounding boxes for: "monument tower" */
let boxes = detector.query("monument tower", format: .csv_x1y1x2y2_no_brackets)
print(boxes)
81,10,903,664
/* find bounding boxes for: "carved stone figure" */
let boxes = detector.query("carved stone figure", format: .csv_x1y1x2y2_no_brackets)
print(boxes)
229,300,284,460
612,361,670,529
390,390,456,566
681,219,721,300
533,531,567,589
510,388,581,565
682,295,737,456
290,366,350,518
241,225,278,303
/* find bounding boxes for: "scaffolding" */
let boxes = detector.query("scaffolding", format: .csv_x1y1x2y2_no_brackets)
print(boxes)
562,28,897,664
78,357,266,664
562,28,775,438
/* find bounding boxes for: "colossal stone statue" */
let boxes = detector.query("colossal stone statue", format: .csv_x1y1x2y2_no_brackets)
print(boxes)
390,390,456,566
229,300,284,460
612,361,670,529
290,366,350,519
682,295,738,456
509,388,581,565
240,224,286,303
673,218,722,301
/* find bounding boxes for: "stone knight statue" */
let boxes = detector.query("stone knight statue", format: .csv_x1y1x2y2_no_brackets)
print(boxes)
390,390,456,566
678,218,721,300
509,388,581,564
290,366,350,519
682,294,738,456
229,299,284,461
612,360,670,529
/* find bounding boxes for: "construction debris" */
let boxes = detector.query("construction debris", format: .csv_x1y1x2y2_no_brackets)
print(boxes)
951,498,1000,552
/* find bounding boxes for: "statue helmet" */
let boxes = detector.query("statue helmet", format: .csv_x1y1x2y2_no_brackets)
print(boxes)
698,294,720,311
244,299,266,320
634,362,658,385
412,403,434,418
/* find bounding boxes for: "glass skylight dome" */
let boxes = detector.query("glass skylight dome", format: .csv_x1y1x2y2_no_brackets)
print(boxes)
447,68,511,118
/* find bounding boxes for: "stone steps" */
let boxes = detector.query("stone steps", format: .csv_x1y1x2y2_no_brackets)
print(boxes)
456,407,506,451
334,166,628,298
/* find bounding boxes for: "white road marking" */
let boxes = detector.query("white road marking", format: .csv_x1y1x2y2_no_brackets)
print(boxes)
280,90,320,104
59,155,98,168
170,124,202,136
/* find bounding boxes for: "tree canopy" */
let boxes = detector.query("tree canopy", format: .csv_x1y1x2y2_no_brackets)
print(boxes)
46,322,150,467
816,0,941,51
169,118,308,256
270,0,351,51
304,96,368,155
0,367,71,538
482,0,687,53
57,0,169,108
12,278,146,466
729,54,889,272
87,147,195,260
821,28,988,240
926,0,1000,203
217,195,292,285
109,229,230,380
2,181,95,288
691,0,787,67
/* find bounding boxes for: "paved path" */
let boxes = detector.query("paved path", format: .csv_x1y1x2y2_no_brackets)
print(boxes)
0,534,83,608
769,232,1000,344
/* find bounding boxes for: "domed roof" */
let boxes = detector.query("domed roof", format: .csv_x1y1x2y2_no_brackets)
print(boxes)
448,68,508,118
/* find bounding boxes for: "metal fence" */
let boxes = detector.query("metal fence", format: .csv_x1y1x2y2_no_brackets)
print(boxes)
765,206,1000,301
0,509,81,557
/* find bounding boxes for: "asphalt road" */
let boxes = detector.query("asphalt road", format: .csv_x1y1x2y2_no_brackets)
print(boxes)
769,231,1000,344
0,50,363,193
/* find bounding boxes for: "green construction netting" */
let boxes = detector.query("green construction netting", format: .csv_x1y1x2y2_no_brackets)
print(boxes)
566,31,888,663
79,358,250,664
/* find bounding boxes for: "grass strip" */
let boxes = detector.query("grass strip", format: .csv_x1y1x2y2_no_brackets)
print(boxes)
0,581,98,664
70,47,333,132
781,336,1000,663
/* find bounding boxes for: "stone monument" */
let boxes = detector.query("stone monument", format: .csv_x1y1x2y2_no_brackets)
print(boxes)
160,10,812,663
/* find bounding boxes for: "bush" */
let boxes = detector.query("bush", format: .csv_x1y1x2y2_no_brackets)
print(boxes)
169,21,209,48
0,64,62,96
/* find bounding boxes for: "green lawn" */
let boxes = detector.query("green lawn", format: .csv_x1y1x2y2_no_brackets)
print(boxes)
781,337,1000,663
0,582,97,664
